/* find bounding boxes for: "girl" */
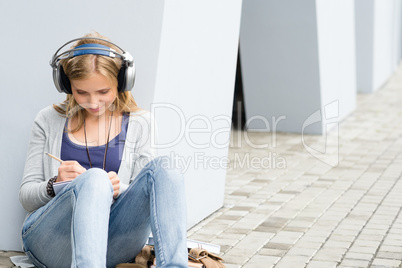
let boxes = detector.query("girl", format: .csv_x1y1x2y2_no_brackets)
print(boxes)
19,32,188,268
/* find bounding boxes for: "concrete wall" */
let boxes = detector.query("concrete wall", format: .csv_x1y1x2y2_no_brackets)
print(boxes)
373,0,398,90
240,0,321,134
240,0,356,134
356,0,401,93
0,0,242,250
393,0,402,66
355,0,375,93
316,0,356,123
153,0,242,227
0,0,164,251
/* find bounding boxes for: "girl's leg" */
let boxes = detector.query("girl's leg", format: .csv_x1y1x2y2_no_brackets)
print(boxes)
22,168,114,268
106,156,188,268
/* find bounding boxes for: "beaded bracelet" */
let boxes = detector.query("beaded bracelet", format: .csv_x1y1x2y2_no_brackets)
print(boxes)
46,176,58,197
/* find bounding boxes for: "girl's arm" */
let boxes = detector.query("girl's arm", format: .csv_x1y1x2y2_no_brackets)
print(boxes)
19,112,51,212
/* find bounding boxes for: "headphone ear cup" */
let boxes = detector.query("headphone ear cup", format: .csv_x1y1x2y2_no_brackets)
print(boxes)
117,61,135,92
117,64,126,92
125,62,135,92
52,63,63,93
59,65,72,94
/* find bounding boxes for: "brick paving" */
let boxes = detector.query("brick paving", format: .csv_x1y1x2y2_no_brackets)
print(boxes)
186,65,402,268
2,67,402,267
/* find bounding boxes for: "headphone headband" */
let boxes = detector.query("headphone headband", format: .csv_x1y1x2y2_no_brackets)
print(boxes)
50,37,135,93
73,44,117,57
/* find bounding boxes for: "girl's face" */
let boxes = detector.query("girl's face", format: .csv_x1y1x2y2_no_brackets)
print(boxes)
70,72,117,117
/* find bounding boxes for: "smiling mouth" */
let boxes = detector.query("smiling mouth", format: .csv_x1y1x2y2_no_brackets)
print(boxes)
88,106,102,112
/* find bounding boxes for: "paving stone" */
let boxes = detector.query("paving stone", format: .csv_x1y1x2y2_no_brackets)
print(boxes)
286,220,314,228
210,237,240,247
371,258,401,267
219,245,231,254
382,238,402,247
352,239,381,249
282,225,310,232
286,247,318,257
329,234,356,243
268,231,303,244
225,210,250,217
297,235,327,244
222,248,254,265
339,259,370,267
322,240,352,249
232,231,273,251
348,246,378,254
242,255,280,268
313,248,346,262
275,255,311,268
258,248,286,257
306,260,338,268
357,233,384,241
375,251,402,260
264,242,293,251
294,241,323,250
378,245,402,252
343,252,373,261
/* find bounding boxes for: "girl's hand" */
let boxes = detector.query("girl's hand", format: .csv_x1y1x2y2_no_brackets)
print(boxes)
57,161,86,182
108,171,120,198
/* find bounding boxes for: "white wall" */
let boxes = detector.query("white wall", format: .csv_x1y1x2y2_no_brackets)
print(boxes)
355,0,375,93
0,0,165,251
0,0,242,250
373,0,398,90
393,0,402,66
356,0,401,93
153,0,242,227
240,0,355,135
316,0,356,123
240,0,322,134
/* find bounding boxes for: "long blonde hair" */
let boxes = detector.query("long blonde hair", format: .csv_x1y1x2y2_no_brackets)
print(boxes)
53,32,140,132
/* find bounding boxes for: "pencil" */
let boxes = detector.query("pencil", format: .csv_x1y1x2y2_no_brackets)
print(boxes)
45,152,63,163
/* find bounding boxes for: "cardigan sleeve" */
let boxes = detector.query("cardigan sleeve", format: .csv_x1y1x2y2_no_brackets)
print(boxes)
124,111,158,185
19,109,53,212
117,111,158,197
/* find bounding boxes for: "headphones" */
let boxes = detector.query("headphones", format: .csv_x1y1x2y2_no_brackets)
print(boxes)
50,37,135,94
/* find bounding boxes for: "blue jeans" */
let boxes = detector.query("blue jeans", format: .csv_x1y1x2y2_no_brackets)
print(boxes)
21,156,188,268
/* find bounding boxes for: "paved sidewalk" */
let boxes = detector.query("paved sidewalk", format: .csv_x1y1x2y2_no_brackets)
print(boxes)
186,66,402,267
2,67,402,267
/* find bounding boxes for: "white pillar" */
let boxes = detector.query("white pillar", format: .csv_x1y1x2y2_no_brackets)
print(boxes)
356,0,401,93
0,1,242,250
393,0,402,66
152,1,242,228
240,0,356,135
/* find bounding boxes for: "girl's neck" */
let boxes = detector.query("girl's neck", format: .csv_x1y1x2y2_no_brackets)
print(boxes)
84,109,119,123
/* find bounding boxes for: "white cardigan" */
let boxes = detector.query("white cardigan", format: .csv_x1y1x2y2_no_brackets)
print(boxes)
19,105,156,212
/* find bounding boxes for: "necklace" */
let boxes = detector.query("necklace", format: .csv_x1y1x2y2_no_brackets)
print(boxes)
83,111,114,170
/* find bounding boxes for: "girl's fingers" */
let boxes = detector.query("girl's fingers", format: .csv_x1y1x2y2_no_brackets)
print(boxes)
107,171,120,198
58,161,86,181
61,161,86,172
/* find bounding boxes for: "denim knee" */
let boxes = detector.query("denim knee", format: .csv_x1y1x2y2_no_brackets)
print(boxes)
73,168,113,197
150,156,184,185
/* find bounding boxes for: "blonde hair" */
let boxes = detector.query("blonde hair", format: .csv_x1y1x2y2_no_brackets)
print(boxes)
53,31,140,132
